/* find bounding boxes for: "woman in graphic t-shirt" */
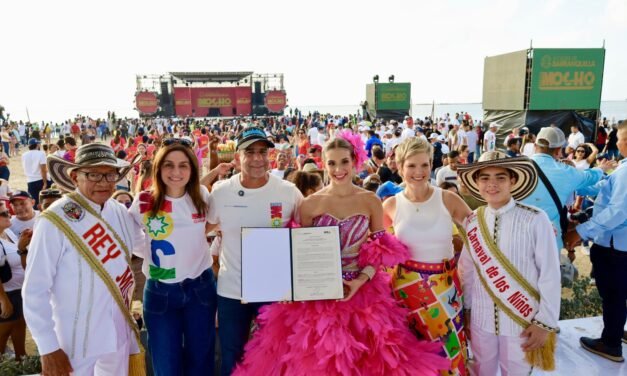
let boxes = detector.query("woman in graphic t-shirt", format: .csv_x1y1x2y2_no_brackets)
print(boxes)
129,138,226,375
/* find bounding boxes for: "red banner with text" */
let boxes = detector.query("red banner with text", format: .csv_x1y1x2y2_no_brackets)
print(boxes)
174,87,252,117
135,92,159,115
265,90,287,113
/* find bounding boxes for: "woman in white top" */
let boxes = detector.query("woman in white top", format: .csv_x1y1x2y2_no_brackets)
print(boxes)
129,138,226,375
383,137,472,375
573,143,598,171
0,200,29,360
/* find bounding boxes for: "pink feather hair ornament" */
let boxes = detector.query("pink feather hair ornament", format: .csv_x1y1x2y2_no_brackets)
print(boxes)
335,129,368,170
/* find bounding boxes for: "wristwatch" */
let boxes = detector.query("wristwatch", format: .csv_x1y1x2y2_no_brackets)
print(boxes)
17,248,28,256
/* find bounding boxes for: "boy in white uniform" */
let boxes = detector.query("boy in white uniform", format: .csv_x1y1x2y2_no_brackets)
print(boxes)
458,152,561,375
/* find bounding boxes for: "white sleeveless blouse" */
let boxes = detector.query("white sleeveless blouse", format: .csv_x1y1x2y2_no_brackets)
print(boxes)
393,187,454,263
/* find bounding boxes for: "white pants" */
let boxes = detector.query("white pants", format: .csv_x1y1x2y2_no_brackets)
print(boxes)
71,339,130,376
469,325,532,376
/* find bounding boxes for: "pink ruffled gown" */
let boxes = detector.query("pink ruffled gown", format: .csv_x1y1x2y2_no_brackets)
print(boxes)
233,214,450,375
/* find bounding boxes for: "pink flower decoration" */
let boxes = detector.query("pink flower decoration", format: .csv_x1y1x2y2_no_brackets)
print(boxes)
336,129,368,170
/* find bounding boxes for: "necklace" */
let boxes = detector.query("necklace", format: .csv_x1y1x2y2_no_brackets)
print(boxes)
403,186,433,212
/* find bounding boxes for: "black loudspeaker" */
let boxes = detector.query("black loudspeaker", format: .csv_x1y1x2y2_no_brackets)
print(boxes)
254,82,262,93
160,82,170,106
160,82,174,117
252,93,264,106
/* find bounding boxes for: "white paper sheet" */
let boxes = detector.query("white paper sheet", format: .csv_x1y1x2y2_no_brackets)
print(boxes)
291,226,343,301
241,227,292,303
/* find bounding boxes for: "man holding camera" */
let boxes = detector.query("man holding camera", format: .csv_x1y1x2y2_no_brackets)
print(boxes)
566,121,627,362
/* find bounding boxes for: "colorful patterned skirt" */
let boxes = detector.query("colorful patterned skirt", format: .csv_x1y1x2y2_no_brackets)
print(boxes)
392,258,468,376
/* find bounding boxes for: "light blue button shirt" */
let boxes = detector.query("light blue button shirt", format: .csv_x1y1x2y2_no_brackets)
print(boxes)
576,160,627,251
522,153,604,250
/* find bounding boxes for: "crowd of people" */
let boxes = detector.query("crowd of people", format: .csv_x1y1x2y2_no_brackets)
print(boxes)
0,111,623,375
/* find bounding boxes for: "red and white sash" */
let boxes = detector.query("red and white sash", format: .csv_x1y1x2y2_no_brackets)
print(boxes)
464,208,541,328
44,195,135,309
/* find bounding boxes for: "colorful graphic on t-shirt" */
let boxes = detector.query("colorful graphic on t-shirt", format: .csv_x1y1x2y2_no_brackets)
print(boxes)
270,203,283,227
145,213,174,240
139,193,176,280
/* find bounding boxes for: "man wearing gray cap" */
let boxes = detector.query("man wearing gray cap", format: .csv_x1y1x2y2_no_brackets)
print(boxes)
522,127,615,253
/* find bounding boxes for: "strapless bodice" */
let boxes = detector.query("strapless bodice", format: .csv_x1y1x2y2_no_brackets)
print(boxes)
312,214,369,275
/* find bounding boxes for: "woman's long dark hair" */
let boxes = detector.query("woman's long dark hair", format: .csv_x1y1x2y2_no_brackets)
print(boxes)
149,144,206,217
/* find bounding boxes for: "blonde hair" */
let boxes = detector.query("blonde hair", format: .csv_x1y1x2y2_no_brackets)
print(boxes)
395,137,433,168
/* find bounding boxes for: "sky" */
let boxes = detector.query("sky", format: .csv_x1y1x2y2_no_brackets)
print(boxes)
2,0,626,122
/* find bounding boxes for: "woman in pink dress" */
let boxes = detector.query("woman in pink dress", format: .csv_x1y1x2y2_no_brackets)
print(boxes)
234,131,449,376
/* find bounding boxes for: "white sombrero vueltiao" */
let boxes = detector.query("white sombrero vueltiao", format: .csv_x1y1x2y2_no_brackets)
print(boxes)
457,151,538,202
47,143,140,192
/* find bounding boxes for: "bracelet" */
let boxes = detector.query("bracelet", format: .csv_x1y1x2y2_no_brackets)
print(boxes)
17,249,28,256
567,249,576,253
531,319,557,333
368,230,385,241
360,266,376,280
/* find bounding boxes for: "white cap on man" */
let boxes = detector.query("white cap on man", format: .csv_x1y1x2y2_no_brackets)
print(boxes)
536,127,567,148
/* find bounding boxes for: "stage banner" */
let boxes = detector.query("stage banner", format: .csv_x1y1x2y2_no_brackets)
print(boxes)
135,92,159,115
483,50,528,110
173,88,193,117
529,48,605,110
235,87,252,116
265,90,287,113
375,83,411,111
174,87,252,117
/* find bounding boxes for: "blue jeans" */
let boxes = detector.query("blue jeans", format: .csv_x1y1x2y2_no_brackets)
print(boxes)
217,296,265,376
606,148,620,160
143,268,217,376
2,142,9,155
27,179,51,207
0,165,9,181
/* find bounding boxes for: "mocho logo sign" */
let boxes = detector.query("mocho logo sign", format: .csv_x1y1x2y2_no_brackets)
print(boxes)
529,48,605,110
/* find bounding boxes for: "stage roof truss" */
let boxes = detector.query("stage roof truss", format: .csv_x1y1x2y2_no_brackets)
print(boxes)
169,72,253,83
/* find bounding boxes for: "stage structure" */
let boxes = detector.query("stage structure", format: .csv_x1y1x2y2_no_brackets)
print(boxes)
134,72,287,118
362,75,411,120
483,48,605,145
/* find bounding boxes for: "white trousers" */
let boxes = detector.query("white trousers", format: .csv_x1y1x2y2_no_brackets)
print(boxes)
469,325,532,376
71,339,130,376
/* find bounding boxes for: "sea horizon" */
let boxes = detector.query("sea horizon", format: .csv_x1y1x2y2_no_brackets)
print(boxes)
4,100,627,124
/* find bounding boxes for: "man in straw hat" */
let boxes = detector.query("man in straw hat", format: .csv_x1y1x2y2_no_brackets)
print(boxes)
22,144,144,375
457,151,561,374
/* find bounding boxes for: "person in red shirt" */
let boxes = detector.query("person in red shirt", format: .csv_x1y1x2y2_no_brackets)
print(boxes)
62,136,78,162
146,142,156,159
307,145,323,168
137,143,148,161
125,138,138,162
192,127,202,140
197,129,210,159
295,128,310,156
70,123,81,140
110,132,126,153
